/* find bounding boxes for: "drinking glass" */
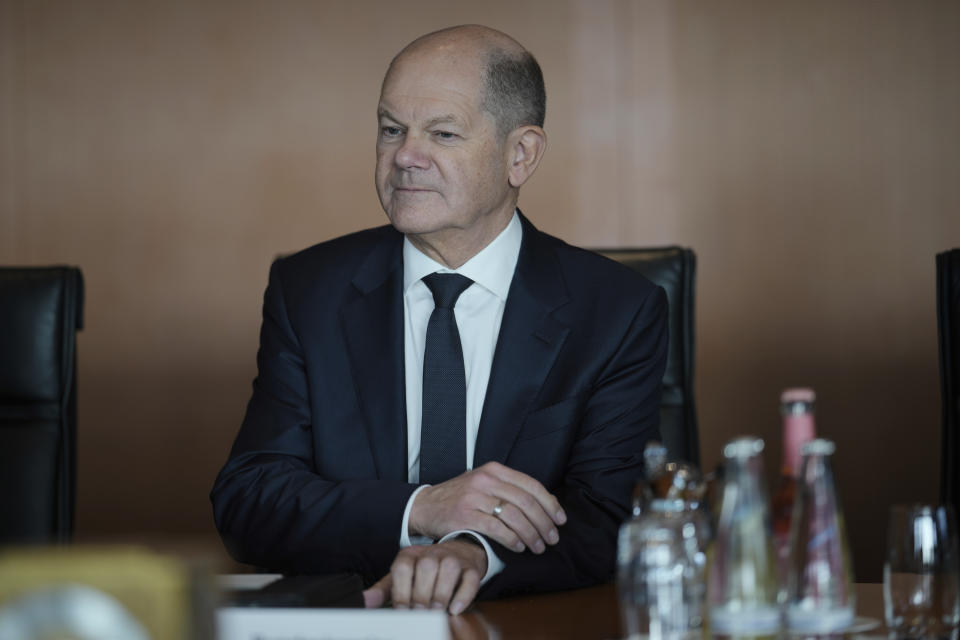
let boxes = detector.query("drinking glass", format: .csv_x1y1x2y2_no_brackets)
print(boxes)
884,504,960,636
617,499,698,640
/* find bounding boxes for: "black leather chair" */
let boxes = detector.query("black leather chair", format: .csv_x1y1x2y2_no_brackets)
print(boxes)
0,266,84,544
594,247,699,466
939,249,960,515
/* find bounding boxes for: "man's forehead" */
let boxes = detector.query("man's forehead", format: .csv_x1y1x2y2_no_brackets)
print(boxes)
386,48,483,86
379,57,483,112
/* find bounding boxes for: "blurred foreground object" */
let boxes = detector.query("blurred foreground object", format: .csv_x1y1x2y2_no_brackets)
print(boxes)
617,499,699,640
0,546,213,640
636,440,711,515
771,387,817,577
884,504,960,636
619,442,711,639
707,437,779,635
782,438,855,632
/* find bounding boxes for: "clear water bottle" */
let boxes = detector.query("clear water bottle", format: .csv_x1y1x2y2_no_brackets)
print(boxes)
618,499,700,640
783,438,856,632
707,437,780,635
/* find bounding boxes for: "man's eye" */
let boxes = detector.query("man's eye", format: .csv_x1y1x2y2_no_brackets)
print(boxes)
434,131,457,141
381,126,402,137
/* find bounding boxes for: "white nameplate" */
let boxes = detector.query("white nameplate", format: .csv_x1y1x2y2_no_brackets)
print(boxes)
217,607,450,640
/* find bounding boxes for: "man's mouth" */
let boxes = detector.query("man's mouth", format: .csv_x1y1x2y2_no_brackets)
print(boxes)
394,186,434,194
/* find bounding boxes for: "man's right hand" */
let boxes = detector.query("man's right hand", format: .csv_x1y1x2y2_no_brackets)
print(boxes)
409,461,566,553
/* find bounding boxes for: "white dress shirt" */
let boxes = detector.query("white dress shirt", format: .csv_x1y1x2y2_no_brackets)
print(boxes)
397,211,522,583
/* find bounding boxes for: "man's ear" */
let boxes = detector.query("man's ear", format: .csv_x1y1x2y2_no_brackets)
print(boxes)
506,126,547,188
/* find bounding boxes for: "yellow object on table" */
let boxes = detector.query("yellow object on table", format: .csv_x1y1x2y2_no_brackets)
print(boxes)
0,545,213,640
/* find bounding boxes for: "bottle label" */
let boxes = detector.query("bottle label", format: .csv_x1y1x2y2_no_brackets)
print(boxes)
783,414,815,475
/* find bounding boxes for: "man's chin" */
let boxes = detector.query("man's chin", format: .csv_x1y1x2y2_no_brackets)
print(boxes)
384,208,447,236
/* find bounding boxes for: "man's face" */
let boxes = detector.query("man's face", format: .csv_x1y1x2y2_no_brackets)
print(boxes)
375,52,514,243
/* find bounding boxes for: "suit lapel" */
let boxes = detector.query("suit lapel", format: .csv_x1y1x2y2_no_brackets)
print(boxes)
341,231,407,481
474,216,570,465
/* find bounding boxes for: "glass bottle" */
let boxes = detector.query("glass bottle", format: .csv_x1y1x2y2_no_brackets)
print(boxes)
708,437,780,635
771,388,817,579
633,441,670,516
783,438,855,632
645,441,669,481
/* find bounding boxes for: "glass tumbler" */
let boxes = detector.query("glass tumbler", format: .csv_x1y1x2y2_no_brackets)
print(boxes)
884,504,960,636
618,499,697,640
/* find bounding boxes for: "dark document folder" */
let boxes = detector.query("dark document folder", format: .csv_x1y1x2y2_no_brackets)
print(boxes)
223,573,365,608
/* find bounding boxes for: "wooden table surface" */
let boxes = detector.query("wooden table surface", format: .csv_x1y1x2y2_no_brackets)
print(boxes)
66,536,889,639
458,583,887,640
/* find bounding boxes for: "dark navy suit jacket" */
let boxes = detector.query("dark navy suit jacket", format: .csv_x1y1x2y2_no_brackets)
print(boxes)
211,214,668,598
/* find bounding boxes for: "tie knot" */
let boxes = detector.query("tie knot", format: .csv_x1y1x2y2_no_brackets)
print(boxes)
423,273,473,309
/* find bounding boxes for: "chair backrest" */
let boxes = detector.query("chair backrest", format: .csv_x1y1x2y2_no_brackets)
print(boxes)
939,249,960,514
0,266,84,544
594,247,699,466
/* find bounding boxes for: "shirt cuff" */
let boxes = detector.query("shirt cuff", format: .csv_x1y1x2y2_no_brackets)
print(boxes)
399,484,433,548
438,530,505,585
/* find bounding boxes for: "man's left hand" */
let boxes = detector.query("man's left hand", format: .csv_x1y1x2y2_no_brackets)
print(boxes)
363,539,487,615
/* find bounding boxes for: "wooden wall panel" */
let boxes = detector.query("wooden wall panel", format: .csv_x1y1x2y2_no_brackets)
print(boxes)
2,0,957,580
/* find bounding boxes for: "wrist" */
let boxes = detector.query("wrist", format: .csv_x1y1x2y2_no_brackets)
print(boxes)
439,530,503,584
446,537,488,575
452,533,484,548
407,484,432,537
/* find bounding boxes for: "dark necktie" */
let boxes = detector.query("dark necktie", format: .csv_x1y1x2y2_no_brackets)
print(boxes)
419,273,473,485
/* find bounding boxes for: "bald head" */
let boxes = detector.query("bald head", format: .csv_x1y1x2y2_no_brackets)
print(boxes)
384,25,545,138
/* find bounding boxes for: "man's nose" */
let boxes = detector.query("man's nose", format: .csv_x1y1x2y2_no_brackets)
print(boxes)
394,134,431,170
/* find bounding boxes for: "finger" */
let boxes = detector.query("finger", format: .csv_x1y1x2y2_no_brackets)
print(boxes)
487,463,566,525
390,554,415,609
411,555,440,609
471,512,526,552
488,483,558,548
495,501,549,553
432,554,463,610
363,574,391,609
448,567,481,616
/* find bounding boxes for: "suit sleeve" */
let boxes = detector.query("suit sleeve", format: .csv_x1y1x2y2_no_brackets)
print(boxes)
210,260,417,584
479,284,669,599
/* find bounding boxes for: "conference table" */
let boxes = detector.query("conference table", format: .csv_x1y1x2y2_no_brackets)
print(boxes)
55,537,887,639
458,582,624,639
453,582,887,639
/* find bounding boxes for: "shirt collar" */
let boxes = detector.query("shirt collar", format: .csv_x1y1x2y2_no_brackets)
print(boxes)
402,211,522,301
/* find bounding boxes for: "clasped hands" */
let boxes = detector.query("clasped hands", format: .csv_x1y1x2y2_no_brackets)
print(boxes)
362,461,566,615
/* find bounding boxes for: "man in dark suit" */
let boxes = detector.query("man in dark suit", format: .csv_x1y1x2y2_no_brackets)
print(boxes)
211,24,668,615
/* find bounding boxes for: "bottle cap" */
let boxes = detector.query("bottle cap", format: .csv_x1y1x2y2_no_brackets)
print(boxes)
643,441,668,466
781,388,816,403
802,438,835,456
723,437,764,459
